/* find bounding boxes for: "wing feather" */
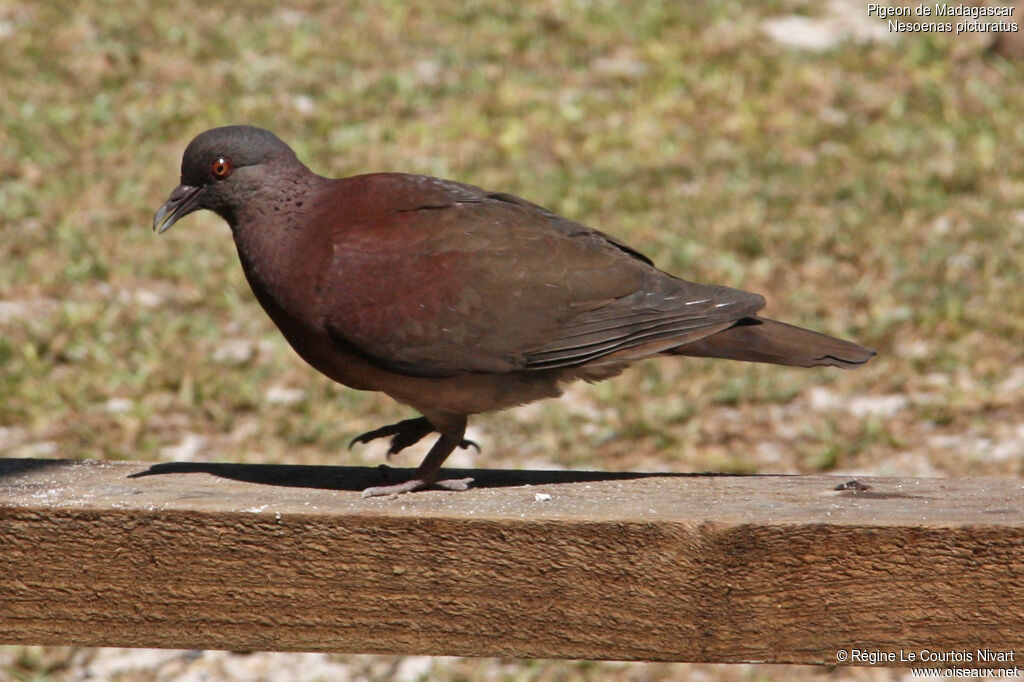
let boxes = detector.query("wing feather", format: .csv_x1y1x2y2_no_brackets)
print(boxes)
318,174,764,377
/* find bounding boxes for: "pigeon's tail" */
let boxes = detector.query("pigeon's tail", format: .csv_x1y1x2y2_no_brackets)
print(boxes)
670,316,876,369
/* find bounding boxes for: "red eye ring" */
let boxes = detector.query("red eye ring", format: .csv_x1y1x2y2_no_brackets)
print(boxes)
211,157,233,179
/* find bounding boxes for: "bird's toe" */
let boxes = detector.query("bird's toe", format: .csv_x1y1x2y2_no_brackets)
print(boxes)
359,476,475,498
434,477,474,492
361,478,428,498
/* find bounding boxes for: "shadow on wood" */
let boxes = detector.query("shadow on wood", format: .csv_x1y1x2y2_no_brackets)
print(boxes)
126,460,677,492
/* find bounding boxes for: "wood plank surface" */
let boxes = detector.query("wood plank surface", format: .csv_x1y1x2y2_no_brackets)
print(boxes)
1,457,1022,664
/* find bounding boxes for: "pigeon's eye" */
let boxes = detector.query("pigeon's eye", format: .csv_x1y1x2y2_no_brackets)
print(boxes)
210,157,233,180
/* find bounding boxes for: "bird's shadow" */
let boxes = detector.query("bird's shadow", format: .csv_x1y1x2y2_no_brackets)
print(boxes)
128,463,909,499
127,461,746,492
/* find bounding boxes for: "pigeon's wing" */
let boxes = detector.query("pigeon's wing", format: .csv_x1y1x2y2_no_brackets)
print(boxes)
317,173,765,378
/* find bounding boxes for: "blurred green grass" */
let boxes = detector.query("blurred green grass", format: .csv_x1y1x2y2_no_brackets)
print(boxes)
2,0,1023,680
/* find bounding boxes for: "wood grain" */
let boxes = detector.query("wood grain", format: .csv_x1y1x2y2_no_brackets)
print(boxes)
1,458,1022,664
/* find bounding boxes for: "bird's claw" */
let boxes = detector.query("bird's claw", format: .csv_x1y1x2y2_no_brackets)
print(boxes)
350,418,481,458
349,417,434,457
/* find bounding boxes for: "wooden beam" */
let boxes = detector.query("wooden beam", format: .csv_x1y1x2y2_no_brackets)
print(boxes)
1,458,1022,664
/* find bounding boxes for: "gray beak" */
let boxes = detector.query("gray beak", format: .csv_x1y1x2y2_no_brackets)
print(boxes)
153,184,203,233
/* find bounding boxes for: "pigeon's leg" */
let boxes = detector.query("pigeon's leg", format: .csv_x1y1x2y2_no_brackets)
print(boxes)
361,412,474,498
350,416,479,459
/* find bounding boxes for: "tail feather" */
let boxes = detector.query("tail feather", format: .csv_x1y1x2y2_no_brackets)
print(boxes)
670,316,875,369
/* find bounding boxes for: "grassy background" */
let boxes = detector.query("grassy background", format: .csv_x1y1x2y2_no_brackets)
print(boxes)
1,0,1022,679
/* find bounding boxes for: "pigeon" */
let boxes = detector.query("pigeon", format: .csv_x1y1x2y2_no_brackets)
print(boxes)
154,125,875,497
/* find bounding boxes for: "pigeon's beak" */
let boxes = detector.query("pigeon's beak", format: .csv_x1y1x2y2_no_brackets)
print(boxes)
153,184,203,234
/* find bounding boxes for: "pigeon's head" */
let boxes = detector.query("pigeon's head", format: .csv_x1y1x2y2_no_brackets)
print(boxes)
153,125,303,233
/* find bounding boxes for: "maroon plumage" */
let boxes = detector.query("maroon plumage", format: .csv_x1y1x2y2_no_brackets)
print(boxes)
154,125,875,496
